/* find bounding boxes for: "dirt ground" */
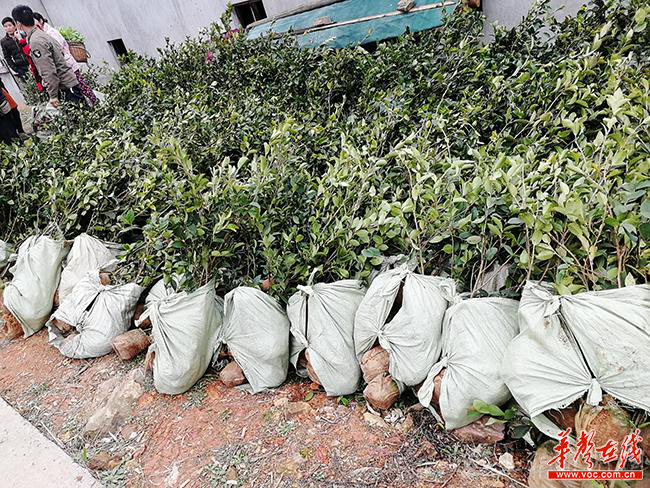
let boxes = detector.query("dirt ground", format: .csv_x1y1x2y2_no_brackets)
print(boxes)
0,330,532,487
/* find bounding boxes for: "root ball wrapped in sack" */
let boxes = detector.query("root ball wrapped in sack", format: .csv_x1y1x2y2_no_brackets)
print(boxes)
133,303,150,328
451,416,505,444
2,304,23,340
360,345,390,384
364,373,399,411
288,279,366,396
297,350,321,385
3,235,69,338
47,271,143,359
545,403,579,432
142,279,223,395
575,395,635,461
528,441,589,488
354,267,456,388
220,361,246,388
418,298,519,429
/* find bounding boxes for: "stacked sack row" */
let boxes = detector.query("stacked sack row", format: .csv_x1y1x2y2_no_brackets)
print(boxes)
1,233,649,459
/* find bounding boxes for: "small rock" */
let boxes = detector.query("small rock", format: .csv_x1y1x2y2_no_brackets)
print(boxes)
88,451,121,471
225,466,238,483
273,397,289,408
119,423,138,440
400,413,414,433
285,401,313,418
363,412,388,429
83,369,145,437
397,0,416,12
415,439,438,459
498,452,515,471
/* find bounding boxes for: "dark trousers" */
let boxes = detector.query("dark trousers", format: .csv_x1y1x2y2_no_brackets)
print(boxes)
60,84,85,105
0,108,22,144
10,107,23,134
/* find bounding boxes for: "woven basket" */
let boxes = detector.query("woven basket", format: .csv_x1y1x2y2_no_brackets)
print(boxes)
68,41,88,63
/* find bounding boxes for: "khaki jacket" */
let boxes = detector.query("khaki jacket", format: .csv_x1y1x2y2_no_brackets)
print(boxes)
28,28,78,100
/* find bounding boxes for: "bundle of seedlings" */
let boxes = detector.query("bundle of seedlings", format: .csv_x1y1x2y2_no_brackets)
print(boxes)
503,282,650,441
354,266,456,410
288,276,366,396
2,235,69,339
47,268,143,359
418,297,519,442
137,277,223,395
215,286,290,393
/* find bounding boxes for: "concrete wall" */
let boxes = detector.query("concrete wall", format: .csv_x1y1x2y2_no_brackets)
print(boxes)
41,0,232,69
40,0,314,70
0,0,317,74
0,0,590,101
482,0,589,38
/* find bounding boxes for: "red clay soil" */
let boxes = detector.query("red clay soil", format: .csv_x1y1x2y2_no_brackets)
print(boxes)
0,331,531,487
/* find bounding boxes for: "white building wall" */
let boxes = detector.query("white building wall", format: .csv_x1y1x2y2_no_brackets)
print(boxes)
482,0,589,38
0,0,591,102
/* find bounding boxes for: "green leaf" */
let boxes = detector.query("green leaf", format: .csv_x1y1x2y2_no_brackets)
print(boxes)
361,247,381,258
472,400,505,418
123,209,135,225
304,391,314,402
519,249,529,265
641,200,650,219
520,213,535,227
511,424,530,439
640,223,650,241
607,88,628,115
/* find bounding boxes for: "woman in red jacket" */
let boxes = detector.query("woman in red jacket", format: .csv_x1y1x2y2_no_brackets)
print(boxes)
18,36,43,93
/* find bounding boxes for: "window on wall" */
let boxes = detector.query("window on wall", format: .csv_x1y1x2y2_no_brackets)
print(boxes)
108,38,128,61
234,0,267,29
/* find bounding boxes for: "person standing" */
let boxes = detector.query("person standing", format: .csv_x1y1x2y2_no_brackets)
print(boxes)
33,12,97,105
11,5,83,107
0,77,24,144
1,17,29,86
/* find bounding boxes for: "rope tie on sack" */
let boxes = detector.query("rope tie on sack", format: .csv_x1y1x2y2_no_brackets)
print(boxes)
586,378,603,406
439,279,460,305
376,330,391,351
543,295,562,318
297,285,314,296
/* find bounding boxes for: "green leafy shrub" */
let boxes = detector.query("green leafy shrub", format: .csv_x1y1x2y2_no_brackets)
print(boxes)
0,0,647,296
58,26,85,44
